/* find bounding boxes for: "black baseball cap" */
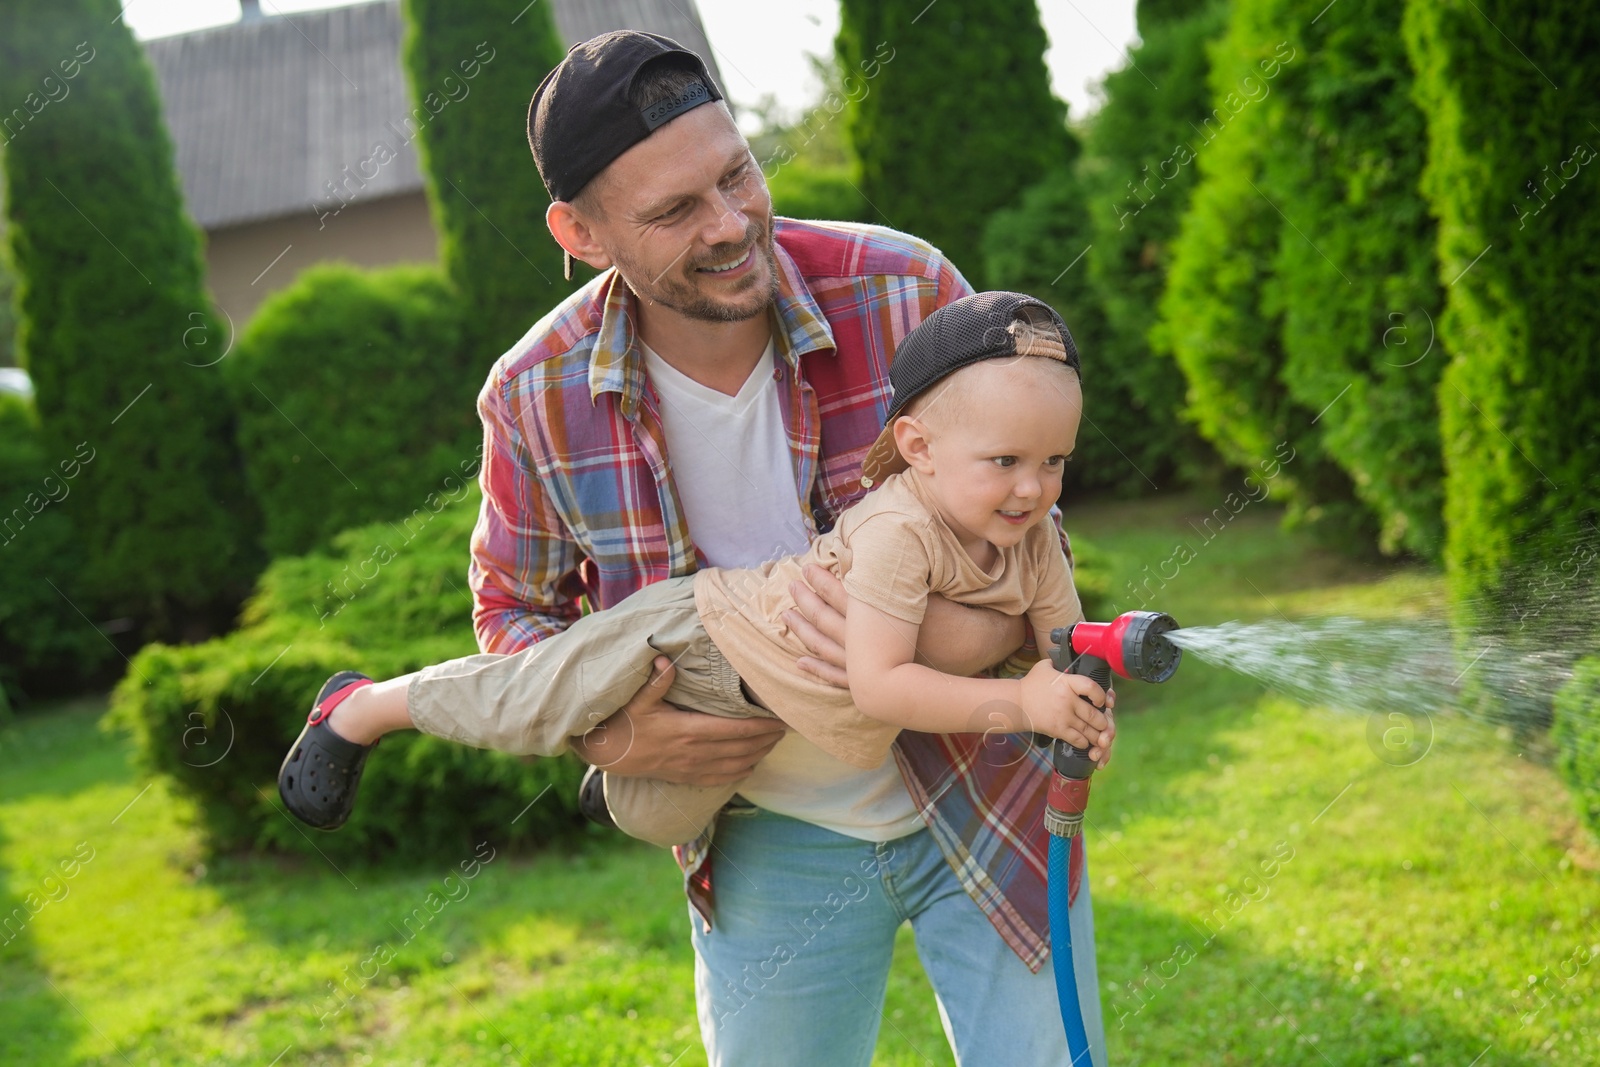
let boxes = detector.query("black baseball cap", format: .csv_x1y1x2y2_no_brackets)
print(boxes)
859,292,1081,487
528,31,723,205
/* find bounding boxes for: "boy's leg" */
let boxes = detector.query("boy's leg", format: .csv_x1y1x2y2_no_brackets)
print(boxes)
601,774,744,849
282,577,749,832
395,572,771,846
591,592,778,847
404,574,754,757
324,675,415,744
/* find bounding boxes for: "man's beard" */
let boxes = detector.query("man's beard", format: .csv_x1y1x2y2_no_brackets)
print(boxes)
614,217,780,324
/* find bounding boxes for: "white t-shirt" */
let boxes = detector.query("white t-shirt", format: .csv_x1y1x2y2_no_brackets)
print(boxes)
642,339,924,841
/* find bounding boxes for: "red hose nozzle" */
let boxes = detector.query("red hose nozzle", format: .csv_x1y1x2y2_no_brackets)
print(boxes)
1041,611,1183,839
1053,610,1183,684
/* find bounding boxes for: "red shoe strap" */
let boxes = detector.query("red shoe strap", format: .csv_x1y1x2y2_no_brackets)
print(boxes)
308,679,374,725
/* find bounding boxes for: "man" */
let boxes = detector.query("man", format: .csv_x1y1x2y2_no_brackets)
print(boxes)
471,31,1112,1066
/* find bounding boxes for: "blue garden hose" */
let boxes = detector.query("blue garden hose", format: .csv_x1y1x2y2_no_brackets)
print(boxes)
1049,833,1094,1065
1040,613,1184,1067
1038,647,1110,1067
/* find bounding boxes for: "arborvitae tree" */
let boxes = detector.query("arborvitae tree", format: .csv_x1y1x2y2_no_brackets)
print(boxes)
1248,0,1447,557
1405,0,1600,610
0,394,114,702
752,54,870,223
1138,0,1220,25
836,0,1073,286
401,0,571,357
0,239,17,369
1554,658,1600,840
0,0,260,635
1155,8,1376,548
1073,1,1228,494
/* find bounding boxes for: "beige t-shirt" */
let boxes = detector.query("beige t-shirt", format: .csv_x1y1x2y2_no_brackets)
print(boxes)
694,466,1084,770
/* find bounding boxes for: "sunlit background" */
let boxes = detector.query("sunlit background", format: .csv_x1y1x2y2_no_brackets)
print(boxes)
3,1,1597,1064
120,0,1140,123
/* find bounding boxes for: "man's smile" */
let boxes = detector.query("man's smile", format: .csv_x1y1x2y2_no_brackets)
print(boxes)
696,245,753,274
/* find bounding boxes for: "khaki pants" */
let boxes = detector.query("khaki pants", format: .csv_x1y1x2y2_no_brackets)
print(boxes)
407,574,774,847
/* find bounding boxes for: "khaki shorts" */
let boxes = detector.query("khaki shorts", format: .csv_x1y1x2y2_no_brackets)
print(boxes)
408,573,773,846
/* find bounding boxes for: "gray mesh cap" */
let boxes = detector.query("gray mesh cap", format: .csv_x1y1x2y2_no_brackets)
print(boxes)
859,292,1081,488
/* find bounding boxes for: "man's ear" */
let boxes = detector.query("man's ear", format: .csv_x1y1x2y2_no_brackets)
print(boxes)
546,201,613,271
893,415,936,474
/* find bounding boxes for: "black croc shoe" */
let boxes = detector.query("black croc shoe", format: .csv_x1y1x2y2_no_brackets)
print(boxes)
278,671,376,830
578,764,618,830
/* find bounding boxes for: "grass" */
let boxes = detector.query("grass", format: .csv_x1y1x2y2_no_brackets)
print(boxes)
2,490,1596,1065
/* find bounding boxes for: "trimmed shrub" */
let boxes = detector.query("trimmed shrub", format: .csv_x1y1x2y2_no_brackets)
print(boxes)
1404,0,1600,612
0,0,261,633
984,21,1225,500
0,247,16,369
1074,2,1228,494
1137,0,1219,26
400,0,571,358
108,485,586,861
749,53,868,225
1553,657,1600,840
1257,0,1445,558
1071,538,1114,624
0,394,114,703
1155,7,1378,551
836,0,1073,286
768,163,870,223
223,263,476,558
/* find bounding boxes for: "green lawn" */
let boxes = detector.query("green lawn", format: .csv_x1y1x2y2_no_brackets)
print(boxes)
2,493,1595,1065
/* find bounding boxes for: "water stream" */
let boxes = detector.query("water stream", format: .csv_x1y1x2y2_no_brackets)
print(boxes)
1155,535,1600,747
1159,611,1596,765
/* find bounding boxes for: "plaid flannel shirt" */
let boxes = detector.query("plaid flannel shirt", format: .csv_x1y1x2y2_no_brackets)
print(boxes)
468,218,1082,973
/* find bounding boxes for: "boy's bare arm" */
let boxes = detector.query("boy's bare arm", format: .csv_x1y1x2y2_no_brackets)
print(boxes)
843,593,1112,756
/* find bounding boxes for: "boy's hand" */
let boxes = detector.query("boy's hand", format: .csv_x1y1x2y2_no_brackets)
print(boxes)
1018,659,1116,764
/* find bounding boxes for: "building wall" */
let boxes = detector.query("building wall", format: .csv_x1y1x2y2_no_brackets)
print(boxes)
203,190,437,328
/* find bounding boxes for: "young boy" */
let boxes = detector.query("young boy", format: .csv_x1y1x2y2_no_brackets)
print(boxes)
278,291,1113,846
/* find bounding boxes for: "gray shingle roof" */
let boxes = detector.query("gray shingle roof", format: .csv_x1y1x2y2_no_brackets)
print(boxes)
144,0,724,230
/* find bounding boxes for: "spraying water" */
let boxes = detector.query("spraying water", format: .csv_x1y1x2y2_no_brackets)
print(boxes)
1167,618,1563,720
1154,531,1600,746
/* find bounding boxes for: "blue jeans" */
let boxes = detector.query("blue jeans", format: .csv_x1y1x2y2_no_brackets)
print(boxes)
690,808,1107,1066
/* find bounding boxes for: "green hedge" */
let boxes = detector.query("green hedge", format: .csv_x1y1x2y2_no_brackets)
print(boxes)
0,394,114,703
1256,0,1445,558
1071,538,1114,624
223,263,478,558
836,0,1072,286
767,163,870,223
1155,5,1378,551
108,485,587,862
1075,2,1227,494
1553,657,1600,840
0,0,261,633
1404,0,1600,612
0,250,16,370
1137,0,1219,27
400,0,571,358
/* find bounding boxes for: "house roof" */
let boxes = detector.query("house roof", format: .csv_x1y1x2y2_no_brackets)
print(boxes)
143,0,725,231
